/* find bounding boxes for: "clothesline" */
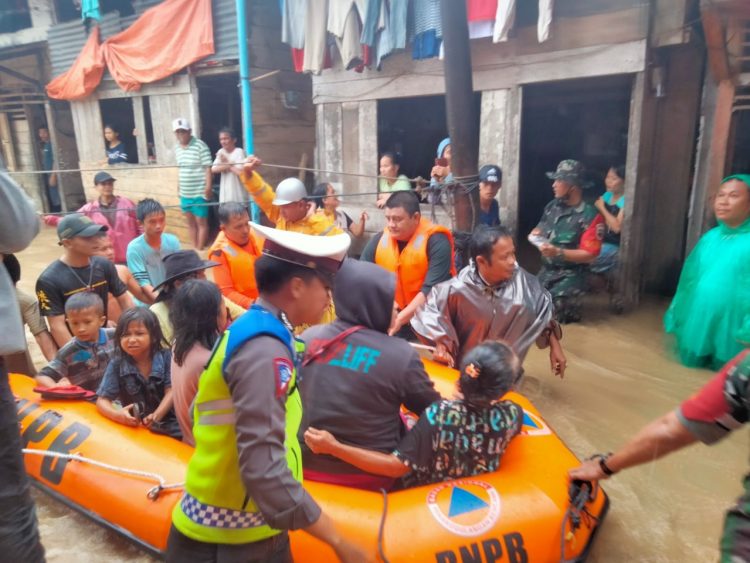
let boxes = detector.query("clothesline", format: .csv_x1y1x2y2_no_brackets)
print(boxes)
8,160,480,188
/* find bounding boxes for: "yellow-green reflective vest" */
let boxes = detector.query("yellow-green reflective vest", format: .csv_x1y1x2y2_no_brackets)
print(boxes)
172,305,304,545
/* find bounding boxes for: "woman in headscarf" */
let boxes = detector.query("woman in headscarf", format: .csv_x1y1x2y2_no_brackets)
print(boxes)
665,174,750,369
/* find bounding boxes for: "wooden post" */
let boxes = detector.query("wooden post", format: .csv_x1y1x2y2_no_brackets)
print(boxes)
619,72,657,307
440,0,479,232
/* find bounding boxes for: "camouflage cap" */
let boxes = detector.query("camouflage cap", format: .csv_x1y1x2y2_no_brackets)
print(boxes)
546,159,587,187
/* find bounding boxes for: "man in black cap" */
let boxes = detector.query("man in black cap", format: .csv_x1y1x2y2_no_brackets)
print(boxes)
530,159,604,323
478,164,502,227
36,214,133,347
43,171,139,264
168,224,366,562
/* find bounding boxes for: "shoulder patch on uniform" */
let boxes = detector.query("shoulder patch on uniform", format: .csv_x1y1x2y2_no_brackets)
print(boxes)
273,357,294,398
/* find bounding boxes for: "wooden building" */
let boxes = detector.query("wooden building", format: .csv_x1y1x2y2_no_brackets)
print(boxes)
43,0,314,241
312,0,721,305
0,0,85,212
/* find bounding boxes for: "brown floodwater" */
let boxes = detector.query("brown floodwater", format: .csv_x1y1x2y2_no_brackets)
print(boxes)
14,225,746,562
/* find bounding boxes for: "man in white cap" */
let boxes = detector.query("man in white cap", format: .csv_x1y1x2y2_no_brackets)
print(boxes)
173,117,213,250
240,155,342,236
168,225,366,562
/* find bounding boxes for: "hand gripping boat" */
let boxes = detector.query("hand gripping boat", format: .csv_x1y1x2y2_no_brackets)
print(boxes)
11,360,608,562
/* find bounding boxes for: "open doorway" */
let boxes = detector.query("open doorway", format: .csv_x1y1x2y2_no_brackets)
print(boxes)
518,75,632,272
728,86,750,173
377,93,481,181
197,73,243,156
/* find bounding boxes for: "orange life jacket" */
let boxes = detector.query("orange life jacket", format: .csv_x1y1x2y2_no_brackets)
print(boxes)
375,218,455,309
210,232,262,300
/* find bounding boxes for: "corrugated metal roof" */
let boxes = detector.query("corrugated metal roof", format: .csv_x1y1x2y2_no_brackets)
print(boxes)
206,0,239,62
47,0,240,80
47,13,124,77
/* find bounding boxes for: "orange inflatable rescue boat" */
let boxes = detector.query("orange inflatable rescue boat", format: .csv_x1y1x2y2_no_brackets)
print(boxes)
11,360,608,562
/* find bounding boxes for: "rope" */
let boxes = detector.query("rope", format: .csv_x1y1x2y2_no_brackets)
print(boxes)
559,480,600,563
377,488,390,563
21,448,184,500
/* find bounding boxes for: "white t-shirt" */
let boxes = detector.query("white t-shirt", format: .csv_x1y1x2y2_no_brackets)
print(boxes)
213,147,248,204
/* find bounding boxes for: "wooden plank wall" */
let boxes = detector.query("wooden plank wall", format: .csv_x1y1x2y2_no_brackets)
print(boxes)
70,82,194,243
641,44,706,294
246,0,316,190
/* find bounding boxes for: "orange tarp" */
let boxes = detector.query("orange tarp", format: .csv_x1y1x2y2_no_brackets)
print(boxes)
46,26,105,101
46,0,215,100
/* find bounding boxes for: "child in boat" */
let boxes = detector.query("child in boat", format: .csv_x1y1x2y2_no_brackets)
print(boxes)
96,307,181,439
304,341,524,487
169,279,227,446
35,292,113,392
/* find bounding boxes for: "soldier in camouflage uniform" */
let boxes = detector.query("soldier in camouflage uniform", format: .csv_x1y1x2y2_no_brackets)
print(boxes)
530,160,604,323
569,347,750,561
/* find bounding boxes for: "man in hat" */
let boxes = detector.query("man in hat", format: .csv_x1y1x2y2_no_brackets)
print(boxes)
44,171,139,264
240,155,342,235
174,117,213,250
36,214,133,347
478,164,502,227
530,159,604,323
149,250,245,344
168,225,366,562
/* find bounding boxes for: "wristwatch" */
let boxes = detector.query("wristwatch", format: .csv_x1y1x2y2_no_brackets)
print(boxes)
597,453,617,476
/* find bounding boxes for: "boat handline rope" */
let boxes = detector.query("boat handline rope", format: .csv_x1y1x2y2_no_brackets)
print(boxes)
21,448,184,500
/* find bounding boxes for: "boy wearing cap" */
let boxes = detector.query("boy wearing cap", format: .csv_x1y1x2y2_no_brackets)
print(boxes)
240,155,343,235
174,118,213,250
43,171,139,263
530,159,604,323
478,164,502,227
168,224,366,562
36,214,133,347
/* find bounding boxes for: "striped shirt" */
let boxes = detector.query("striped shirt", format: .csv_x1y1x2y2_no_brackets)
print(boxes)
175,137,212,198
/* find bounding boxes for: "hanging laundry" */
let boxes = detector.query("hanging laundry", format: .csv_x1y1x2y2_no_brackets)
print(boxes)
412,0,442,60
330,0,365,69
282,0,307,50
303,0,330,73
538,0,554,42
360,0,384,47
376,0,408,67
493,0,516,43
468,0,497,22
81,0,101,21
466,0,496,39
291,48,305,72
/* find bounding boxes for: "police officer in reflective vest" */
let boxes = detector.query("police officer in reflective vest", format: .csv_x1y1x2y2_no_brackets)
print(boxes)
167,223,366,562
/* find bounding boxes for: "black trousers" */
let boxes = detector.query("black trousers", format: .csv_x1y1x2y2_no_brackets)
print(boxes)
166,525,292,563
0,360,45,562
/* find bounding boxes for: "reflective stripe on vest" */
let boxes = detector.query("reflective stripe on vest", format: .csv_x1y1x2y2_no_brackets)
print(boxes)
374,217,456,309
172,306,304,545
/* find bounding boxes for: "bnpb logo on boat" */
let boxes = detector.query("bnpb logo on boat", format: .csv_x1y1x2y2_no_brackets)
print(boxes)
427,479,529,563
427,479,501,537
521,411,551,437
